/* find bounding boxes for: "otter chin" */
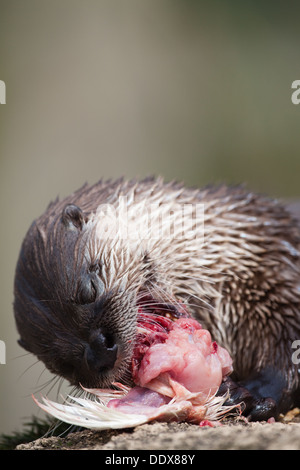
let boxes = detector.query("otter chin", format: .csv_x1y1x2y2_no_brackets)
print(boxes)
13,177,300,420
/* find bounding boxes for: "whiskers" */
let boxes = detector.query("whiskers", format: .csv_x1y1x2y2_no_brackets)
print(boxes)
15,351,83,437
148,276,215,315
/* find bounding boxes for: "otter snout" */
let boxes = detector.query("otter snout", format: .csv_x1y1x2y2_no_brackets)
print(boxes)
84,329,118,373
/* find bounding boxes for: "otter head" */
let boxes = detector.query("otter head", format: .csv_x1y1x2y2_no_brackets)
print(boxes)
14,202,142,388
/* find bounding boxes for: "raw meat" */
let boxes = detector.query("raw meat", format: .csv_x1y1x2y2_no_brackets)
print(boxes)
34,311,235,429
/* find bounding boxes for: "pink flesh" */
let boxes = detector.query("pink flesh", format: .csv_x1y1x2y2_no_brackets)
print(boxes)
108,312,233,421
107,386,170,415
137,318,232,399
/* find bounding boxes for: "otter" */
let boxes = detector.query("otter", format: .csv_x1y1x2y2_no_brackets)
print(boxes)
13,178,300,421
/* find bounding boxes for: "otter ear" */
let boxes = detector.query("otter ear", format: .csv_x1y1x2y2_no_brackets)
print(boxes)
61,204,87,230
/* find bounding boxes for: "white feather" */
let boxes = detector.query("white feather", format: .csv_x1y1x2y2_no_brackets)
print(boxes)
33,394,149,430
33,387,237,430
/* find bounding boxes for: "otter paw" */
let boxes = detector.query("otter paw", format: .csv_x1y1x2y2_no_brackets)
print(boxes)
246,397,277,421
217,375,279,421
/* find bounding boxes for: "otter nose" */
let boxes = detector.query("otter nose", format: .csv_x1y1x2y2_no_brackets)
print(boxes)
85,329,118,372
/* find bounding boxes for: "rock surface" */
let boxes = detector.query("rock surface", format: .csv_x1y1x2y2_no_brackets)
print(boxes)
16,416,300,450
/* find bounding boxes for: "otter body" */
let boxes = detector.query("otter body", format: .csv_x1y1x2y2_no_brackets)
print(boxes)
14,178,300,420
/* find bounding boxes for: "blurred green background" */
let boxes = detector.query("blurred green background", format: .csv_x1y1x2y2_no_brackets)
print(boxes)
1,0,300,435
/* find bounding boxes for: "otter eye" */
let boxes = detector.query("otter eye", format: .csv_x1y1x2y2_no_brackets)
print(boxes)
77,276,97,304
76,269,104,305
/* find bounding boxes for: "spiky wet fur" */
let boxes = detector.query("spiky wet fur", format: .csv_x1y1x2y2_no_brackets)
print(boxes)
14,177,300,397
